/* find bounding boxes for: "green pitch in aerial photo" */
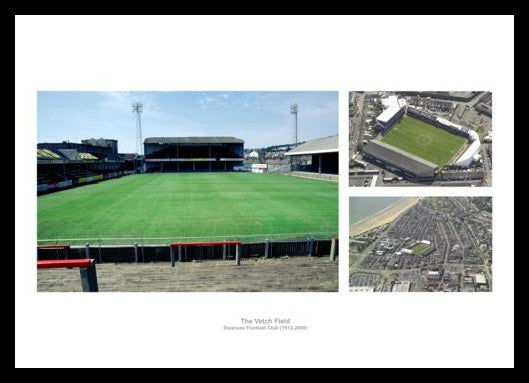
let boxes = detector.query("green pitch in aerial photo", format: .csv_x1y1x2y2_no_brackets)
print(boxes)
37,91,339,292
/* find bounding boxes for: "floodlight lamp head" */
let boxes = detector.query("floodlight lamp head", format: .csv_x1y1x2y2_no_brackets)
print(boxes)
290,103,298,113
132,102,143,113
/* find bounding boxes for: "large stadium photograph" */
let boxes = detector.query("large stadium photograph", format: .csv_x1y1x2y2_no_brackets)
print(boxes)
37,91,339,292
349,91,492,187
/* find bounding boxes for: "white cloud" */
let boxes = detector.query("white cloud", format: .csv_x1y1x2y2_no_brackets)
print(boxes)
197,92,235,108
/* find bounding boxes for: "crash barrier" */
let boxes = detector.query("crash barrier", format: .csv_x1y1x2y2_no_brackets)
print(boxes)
37,244,72,260
170,241,242,266
37,238,339,264
37,258,98,292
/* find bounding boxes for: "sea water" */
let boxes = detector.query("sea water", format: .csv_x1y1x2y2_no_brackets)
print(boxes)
349,197,404,225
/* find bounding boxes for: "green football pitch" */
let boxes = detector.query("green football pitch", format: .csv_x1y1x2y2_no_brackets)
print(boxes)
382,116,467,167
37,173,338,245
411,243,429,255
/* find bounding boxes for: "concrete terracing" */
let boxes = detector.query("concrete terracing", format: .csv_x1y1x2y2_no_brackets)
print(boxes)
37,257,338,292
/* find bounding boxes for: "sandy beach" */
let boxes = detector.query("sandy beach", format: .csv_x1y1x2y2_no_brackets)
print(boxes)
350,197,421,236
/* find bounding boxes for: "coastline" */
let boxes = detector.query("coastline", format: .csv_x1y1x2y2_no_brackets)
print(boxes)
350,197,421,236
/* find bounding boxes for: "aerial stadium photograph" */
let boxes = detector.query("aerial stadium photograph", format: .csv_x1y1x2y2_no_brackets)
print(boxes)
36,91,339,292
349,91,492,187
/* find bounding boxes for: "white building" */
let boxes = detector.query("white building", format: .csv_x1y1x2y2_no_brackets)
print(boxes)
247,150,259,159
474,274,487,285
391,281,411,292
376,97,407,130
350,286,376,292
433,116,482,168
250,163,268,173
455,139,482,167
427,271,441,280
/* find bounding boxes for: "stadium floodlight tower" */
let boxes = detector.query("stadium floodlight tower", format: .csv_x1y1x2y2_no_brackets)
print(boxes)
132,102,143,156
290,103,298,145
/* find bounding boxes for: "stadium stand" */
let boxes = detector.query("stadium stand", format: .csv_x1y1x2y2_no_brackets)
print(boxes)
395,91,479,102
144,137,244,172
37,170,65,184
285,135,338,179
376,97,407,132
38,141,120,161
362,140,438,181
37,138,137,194
79,152,99,160
37,148,62,159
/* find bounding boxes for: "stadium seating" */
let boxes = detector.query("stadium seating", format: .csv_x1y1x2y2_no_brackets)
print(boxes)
37,168,100,187
79,152,99,160
37,170,64,184
148,145,241,159
67,169,98,179
37,141,137,194
37,148,62,159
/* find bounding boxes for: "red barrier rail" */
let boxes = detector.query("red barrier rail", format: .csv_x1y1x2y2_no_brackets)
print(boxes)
37,259,93,269
37,244,70,249
37,259,98,292
170,241,241,247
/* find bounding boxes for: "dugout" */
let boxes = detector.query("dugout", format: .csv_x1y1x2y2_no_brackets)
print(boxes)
143,137,244,172
285,135,338,175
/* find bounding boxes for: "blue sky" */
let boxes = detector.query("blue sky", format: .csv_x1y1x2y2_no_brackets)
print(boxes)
37,91,338,152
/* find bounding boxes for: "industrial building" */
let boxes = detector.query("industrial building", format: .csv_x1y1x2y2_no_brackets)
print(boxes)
362,140,438,181
81,138,118,154
143,136,244,172
285,135,339,175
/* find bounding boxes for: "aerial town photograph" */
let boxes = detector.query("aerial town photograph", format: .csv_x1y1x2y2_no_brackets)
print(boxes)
349,91,492,187
350,197,492,292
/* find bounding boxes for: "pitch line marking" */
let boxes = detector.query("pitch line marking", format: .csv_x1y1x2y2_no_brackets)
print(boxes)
37,231,337,242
